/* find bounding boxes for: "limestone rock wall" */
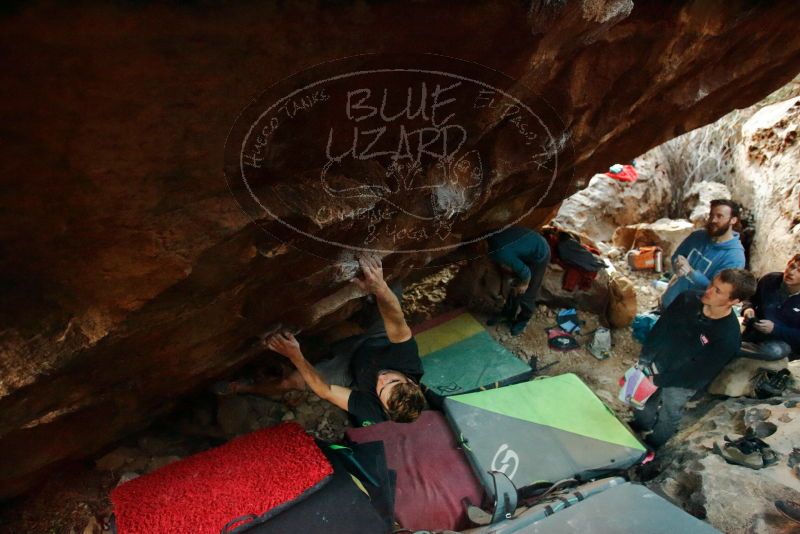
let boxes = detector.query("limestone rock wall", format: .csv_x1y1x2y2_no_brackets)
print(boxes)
681,181,732,227
552,152,673,243
2,0,800,496
731,97,800,276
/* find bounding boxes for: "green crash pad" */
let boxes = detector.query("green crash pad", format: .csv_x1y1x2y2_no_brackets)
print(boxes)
443,374,646,498
414,311,534,404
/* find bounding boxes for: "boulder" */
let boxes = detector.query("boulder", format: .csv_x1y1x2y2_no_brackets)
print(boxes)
117,472,140,486
612,218,696,258
217,395,284,438
552,152,672,243
145,455,182,474
708,357,788,398
649,396,800,532
681,182,733,227
137,434,186,457
730,97,800,275
790,359,800,388
447,256,509,314
95,447,144,472
216,396,252,438
82,517,102,534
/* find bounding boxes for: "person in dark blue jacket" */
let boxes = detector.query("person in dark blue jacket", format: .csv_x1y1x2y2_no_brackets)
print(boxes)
661,199,745,309
740,253,800,360
487,227,550,335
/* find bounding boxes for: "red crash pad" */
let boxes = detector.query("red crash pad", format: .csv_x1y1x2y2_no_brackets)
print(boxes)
111,423,332,534
346,410,484,531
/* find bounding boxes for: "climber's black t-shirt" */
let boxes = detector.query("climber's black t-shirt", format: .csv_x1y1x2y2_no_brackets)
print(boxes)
641,291,741,391
346,336,423,427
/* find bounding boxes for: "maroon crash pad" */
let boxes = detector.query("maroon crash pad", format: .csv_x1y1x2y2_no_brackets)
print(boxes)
346,410,484,531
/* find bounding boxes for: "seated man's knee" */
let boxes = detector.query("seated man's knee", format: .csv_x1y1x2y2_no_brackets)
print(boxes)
763,341,792,360
738,340,790,361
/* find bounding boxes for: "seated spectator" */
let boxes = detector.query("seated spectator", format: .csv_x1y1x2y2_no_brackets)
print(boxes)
661,199,745,309
486,227,550,336
633,269,757,448
740,253,800,361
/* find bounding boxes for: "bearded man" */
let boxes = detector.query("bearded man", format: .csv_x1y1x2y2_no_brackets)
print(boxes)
660,199,746,309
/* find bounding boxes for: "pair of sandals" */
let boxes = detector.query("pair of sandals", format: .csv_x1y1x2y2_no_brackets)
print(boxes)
715,426,778,470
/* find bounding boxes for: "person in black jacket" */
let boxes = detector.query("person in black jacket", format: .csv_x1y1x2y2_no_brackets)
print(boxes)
632,268,757,448
740,253,800,360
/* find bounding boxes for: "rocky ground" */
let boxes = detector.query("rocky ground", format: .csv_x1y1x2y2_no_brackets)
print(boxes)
485,301,638,418
648,389,800,534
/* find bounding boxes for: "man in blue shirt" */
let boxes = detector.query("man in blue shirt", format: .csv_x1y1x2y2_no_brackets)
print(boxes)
661,199,746,309
487,227,550,335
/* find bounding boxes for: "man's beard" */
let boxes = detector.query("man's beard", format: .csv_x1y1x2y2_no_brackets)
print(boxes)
706,221,731,237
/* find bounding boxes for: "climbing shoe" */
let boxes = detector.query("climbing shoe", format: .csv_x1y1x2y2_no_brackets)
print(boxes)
787,447,800,468
743,407,772,427
716,431,778,469
751,421,778,439
510,320,529,336
775,500,800,524
486,315,507,327
716,442,764,470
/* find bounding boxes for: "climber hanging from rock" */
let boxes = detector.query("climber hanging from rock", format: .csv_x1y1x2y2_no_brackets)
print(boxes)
214,256,426,427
